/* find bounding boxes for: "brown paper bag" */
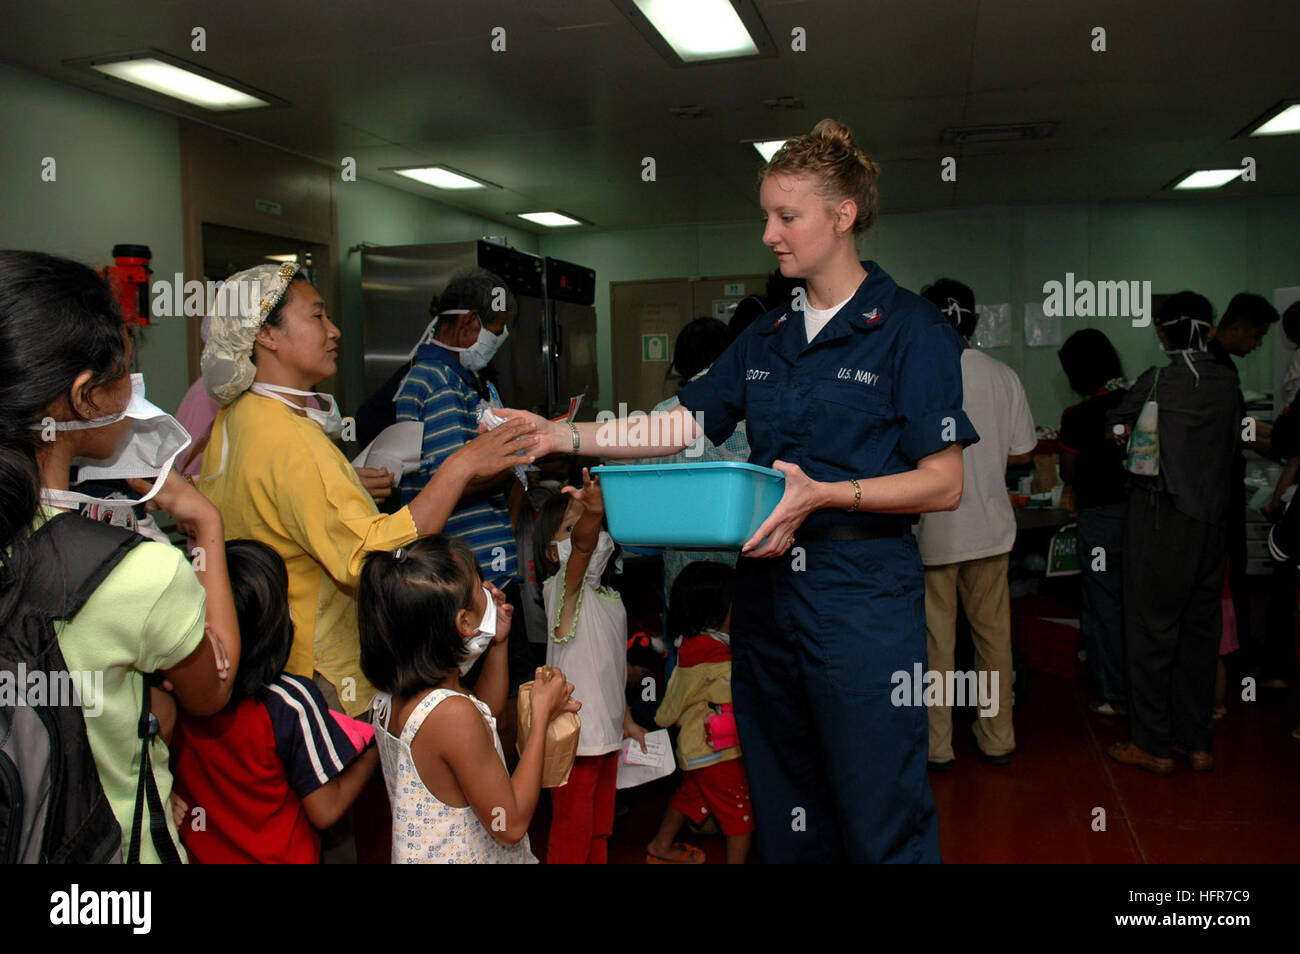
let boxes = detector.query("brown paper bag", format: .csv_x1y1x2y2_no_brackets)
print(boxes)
516,668,581,788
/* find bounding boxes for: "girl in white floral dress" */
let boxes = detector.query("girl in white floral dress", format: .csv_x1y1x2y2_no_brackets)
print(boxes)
359,535,579,863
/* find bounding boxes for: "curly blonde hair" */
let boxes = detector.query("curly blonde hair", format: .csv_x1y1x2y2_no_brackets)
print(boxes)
763,118,881,235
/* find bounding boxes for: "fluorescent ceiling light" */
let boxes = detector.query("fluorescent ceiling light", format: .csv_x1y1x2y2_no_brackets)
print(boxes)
632,0,759,61
518,211,582,228
752,139,787,161
1249,103,1300,136
90,57,269,110
265,254,298,263
392,166,495,190
1172,169,1242,190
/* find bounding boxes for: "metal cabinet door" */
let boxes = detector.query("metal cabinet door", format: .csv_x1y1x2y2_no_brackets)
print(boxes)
554,300,598,421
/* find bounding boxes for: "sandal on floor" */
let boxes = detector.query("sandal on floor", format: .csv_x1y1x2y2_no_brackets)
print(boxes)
646,843,706,864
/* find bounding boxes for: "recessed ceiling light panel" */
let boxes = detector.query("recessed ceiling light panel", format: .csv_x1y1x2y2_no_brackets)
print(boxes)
518,211,584,228
1170,169,1242,190
68,50,280,110
614,0,776,66
1246,102,1300,137
390,166,498,190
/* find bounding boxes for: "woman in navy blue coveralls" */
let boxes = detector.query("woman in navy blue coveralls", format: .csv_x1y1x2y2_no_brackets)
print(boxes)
508,120,977,862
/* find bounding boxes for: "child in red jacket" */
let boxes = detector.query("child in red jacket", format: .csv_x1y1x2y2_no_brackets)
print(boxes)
171,540,378,863
647,562,752,864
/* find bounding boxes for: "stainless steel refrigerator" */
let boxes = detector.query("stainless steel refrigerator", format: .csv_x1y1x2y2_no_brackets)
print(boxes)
360,240,597,420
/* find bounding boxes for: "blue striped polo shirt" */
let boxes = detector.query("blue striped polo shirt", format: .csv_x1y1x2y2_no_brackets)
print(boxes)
395,343,519,586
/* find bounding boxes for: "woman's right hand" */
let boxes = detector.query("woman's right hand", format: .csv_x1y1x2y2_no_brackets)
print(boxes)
126,470,219,536
449,418,541,480
530,666,581,723
495,408,569,457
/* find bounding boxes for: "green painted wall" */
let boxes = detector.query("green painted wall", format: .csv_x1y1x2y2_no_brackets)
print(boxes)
0,63,188,413
544,196,1300,425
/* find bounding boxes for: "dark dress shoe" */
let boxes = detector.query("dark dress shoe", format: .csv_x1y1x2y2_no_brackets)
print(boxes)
1108,741,1173,776
1172,744,1214,771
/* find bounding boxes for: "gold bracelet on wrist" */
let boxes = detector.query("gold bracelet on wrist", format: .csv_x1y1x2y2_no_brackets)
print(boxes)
847,478,861,513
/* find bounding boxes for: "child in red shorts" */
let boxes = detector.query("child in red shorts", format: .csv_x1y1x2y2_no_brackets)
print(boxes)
647,562,752,864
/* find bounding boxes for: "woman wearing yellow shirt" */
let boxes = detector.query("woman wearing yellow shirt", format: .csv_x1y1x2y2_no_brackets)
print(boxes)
200,263,537,715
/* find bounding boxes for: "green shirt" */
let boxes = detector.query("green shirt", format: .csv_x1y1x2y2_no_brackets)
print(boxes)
34,506,206,863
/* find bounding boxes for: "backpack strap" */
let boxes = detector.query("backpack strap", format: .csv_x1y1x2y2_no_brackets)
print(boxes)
127,671,182,864
13,512,144,620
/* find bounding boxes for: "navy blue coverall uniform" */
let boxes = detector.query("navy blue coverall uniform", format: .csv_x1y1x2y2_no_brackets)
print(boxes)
678,262,978,863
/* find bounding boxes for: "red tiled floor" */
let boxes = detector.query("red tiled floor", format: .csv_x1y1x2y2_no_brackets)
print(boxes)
531,673,1300,863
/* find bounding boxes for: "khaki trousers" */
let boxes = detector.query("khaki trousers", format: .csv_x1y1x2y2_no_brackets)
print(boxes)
923,553,1015,761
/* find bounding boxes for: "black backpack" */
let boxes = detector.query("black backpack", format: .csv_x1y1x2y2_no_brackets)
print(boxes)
0,512,181,863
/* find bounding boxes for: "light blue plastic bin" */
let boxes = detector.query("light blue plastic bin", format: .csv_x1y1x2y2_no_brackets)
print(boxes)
590,462,786,549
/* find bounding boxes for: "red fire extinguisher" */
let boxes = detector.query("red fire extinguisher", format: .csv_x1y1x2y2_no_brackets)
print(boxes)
102,244,152,326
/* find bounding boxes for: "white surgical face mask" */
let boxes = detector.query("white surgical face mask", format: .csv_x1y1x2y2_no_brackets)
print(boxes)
460,325,508,373
249,382,344,436
553,530,615,584
34,373,193,509
459,585,497,675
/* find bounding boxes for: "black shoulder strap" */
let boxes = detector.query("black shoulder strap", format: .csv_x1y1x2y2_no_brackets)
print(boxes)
128,671,182,864
12,512,144,620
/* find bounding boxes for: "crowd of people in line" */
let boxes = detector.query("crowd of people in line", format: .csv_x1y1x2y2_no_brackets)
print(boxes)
4,118,1296,866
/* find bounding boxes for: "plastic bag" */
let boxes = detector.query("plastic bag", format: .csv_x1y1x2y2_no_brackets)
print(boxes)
1126,369,1160,476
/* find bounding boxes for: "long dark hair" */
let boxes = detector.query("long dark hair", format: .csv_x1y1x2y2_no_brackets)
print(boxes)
533,492,571,583
0,251,129,616
224,540,295,704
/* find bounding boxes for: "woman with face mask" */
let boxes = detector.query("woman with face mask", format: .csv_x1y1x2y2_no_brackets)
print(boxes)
503,119,977,863
0,250,240,862
199,263,538,718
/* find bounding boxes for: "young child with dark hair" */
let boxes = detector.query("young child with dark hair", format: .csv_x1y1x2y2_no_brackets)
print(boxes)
534,469,644,864
646,561,753,864
359,534,578,863
170,540,378,863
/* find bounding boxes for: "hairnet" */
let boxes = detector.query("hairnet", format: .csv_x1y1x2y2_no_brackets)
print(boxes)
201,262,301,405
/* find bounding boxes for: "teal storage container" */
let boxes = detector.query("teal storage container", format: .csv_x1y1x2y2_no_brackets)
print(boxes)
590,462,785,549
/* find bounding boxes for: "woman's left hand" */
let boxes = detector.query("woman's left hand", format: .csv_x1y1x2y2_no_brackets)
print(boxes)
742,460,822,558
355,466,393,503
